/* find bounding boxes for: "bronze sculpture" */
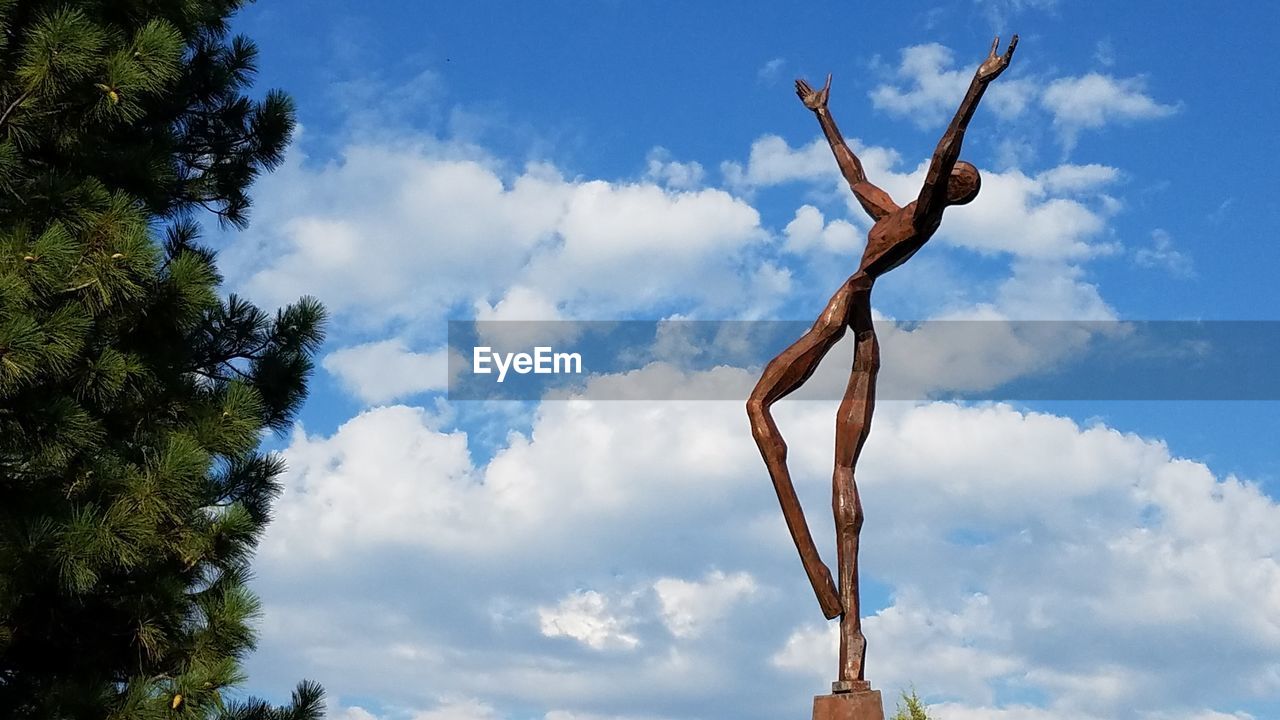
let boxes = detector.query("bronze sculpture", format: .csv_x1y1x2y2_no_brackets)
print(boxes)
746,36,1018,709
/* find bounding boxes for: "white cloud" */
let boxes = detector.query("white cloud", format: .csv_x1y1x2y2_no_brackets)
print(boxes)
773,593,1022,704
545,713,672,720
869,43,1035,128
940,166,1120,262
330,696,503,720
323,339,453,404
974,259,1116,320
767,399,1280,716
1041,73,1179,148
521,180,764,315
538,590,640,651
926,703,1094,720
469,285,586,354
973,0,1058,27
869,43,968,127
993,136,1037,170
645,148,706,190
253,360,1280,720
868,44,1175,152
727,135,1121,266
721,135,838,192
235,58,1255,720
1037,163,1120,194
1146,707,1254,712
412,699,503,720
758,57,786,83
927,704,1254,720
262,405,477,559
782,205,862,254
226,143,766,329
653,570,758,639
474,285,563,323
260,395,760,561
1134,228,1193,278
1094,38,1116,68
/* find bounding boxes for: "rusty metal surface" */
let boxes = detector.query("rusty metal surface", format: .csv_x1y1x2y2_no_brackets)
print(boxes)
813,689,886,720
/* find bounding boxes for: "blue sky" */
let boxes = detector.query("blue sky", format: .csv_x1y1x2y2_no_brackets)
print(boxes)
209,2,1280,719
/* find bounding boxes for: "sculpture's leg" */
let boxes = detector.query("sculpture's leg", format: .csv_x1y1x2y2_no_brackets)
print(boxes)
833,276,878,683
747,274,865,620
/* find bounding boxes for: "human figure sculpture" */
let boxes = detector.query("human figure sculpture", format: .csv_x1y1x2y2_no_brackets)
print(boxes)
746,36,1018,693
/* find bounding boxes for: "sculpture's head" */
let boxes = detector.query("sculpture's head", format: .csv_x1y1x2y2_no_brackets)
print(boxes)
946,161,981,205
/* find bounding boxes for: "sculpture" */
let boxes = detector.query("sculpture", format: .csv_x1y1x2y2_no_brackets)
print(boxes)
746,35,1019,703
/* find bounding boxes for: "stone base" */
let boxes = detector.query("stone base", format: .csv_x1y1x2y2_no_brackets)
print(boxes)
812,689,884,720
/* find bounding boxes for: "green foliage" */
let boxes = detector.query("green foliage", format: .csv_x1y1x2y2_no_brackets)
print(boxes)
890,687,936,720
0,0,295,229
0,1,325,717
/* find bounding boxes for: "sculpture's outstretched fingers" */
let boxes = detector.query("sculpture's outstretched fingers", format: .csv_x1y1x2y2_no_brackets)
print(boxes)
795,74,832,110
1005,34,1020,60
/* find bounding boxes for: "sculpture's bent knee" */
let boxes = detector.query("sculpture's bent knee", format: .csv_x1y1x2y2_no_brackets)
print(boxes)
832,468,865,532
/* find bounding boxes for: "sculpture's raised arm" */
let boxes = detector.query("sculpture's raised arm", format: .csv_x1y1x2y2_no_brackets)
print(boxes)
796,74,900,222
913,35,1018,226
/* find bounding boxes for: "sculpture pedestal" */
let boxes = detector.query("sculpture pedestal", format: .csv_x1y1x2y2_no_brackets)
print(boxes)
812,682,884,720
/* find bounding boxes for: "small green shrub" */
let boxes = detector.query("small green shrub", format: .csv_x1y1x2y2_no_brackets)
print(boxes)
889,687,935,720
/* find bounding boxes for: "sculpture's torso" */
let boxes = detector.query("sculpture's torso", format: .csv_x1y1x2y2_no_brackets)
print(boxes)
859,201,941,278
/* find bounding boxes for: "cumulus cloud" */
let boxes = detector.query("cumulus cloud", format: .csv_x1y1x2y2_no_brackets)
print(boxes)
333,699,505,720
250,360,1280,720
721,135,840,192
231,52,1243,720
769,399,1280,717
225,143,766,329
970,259,1116,320
941,166,1120,262
520,180,764,314
539,590,641,651
544,712,674,720
644,148,706,190
870,43,1034,127
782,205,862,254
868,43,1176,152
772,593,1021,704
411,699,503,720
323,339,454,405
259,397,759,561
724,135,1121,266
1041,73,1179,149
653,570,758,639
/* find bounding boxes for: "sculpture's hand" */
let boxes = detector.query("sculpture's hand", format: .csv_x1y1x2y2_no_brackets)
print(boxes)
795,74,832,111
976,34,1018,83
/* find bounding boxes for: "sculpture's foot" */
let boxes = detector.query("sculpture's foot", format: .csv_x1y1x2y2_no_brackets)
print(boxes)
812,686,884,720
838,626,867,683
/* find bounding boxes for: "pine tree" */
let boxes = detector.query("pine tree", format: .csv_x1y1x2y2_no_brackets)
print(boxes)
0,2,326,717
